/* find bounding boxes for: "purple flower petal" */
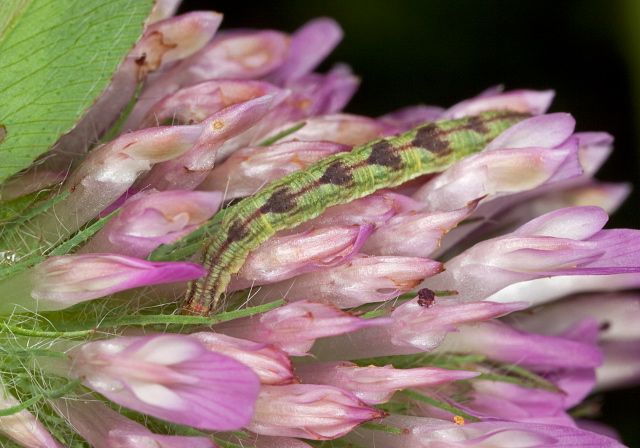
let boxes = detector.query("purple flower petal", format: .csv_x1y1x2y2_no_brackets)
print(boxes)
71,335,260,430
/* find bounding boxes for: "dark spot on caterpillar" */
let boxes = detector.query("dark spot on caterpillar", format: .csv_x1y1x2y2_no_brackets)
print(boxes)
319,161,354,185
412,124,451,154
466,116,491,134
366,140,403,169
134,54,146,65
600,321,611,332
260,188,298,214
417,288,436,307
226,220,250,242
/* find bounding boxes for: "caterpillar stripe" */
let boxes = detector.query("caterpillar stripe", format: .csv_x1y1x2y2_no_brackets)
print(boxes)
183,110,529,315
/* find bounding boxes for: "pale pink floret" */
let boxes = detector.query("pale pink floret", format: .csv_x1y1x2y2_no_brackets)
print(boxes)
126,29,290,129
189,332,296,385
1,254,205,313
423,206,640,303
246,384,385,439
361,199,480,257
454,379,576,427
69,335,260,430
440,88,555,119
294,361,479,404
435,319,603,369
278,191,424,235
138,79,284,128
486,271,640,307
80,190,222,258
229,223,374,290
215,301,391,356
414,137,580,212
265,17,343,85
53,398,216,448
505,293,640,340
503,293,640,391
458,181,631,259
484,112,577,151
347,414,626,447
37,110,248,241
269,113,398,146
137,94,276,191
413,113,580,217
278,64,360,117
309,300,528,361
249,255,443,307
199,141,351,199
0,385,63,448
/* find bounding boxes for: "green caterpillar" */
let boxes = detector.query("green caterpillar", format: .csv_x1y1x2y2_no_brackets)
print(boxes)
183,110,529,315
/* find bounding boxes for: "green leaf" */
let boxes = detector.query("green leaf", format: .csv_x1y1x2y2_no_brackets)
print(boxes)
0,0,155,184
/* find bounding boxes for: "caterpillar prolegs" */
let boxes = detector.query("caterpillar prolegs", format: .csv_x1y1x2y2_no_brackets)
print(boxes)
183,110,529,316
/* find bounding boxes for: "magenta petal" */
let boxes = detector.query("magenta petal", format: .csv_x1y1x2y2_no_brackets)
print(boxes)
438,320,603,368
74,335,260,430
267,17,343,85
30,254,206,310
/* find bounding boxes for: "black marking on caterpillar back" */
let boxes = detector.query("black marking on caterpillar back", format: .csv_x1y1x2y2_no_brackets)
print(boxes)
466,116,491,134
226,220,250,243
319,160,354,185
412,124,451,154
366,140,403,169
260,188,298,214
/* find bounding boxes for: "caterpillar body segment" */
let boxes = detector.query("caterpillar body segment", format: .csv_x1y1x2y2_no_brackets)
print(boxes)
183,110,530,315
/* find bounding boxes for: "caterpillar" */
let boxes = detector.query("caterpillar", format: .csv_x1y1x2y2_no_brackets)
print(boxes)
183,110,529,316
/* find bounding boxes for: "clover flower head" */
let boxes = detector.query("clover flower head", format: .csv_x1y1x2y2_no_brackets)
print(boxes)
0,3,637,448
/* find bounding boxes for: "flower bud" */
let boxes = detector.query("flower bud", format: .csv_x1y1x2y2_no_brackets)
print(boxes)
53,399,216,448
189,332,296,385
67,335,259,430
247,384,385,439
250,255,443,307
80,190,222,258
215,301,391,356
0,383,63,448
295,361,479,404
200,141,350,199
229,224,373,290
0,254,205,313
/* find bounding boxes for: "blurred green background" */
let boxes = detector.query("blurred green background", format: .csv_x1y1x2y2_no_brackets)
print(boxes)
180,0,640,445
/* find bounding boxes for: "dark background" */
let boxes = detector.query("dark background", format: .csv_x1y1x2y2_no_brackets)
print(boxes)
179,1,640,445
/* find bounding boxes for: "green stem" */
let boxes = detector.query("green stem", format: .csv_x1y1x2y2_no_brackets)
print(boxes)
0,394,42,416
359,422,406,434
399,389,481,423
54,300,286,332
257,121,306,146
0,322,96,338
0,343,70,360
40,378,82,399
